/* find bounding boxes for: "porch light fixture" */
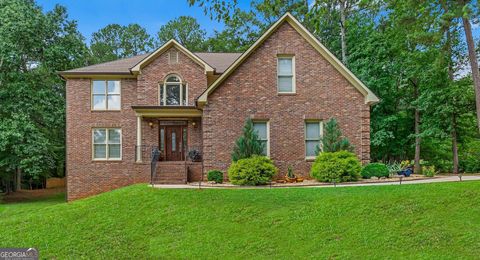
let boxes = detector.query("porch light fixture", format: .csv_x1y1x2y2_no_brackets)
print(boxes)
148,121,154,128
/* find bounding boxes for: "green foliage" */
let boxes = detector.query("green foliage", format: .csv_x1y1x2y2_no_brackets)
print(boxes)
386,162,402,175
0,1,88,189
310,151,361,183
231,118,265,162
190,0,311,52
157,16,206,51
422,166,436,177
287,165,295,178
207,170,223,184
460,139,480,173
228,156,277,185
90,23,155,63
316,118,353,154
361,163,389,179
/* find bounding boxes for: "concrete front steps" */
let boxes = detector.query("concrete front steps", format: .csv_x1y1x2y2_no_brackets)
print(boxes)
153,161,187,184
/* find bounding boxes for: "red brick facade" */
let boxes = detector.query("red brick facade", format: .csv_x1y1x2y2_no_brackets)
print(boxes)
202,22,370,178
65,19,372,201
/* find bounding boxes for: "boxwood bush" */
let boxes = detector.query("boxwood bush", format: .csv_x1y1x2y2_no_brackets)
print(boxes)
361,163,389,179
310,151,361,182
207,170,224,183
228,155,278,185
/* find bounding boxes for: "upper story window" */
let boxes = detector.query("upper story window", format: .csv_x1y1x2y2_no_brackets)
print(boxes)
92,80,121,110
277,56,295,93
159,75,187,106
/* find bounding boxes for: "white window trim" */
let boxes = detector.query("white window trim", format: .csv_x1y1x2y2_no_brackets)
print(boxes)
253,120,270,157
305,121,323,160
92,128,122,161
277,55,296,94
159,75,188,106
91,80,121,111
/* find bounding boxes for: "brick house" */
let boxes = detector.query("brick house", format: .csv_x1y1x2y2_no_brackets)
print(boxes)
60,13,379,201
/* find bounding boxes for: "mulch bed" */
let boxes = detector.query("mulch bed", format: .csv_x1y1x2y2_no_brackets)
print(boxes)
1,187,65,204
188,174,440,188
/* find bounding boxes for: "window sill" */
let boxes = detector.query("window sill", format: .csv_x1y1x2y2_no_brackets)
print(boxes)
92,159,122,162
305,157,316,162
91,110,121,112
277,92,296,96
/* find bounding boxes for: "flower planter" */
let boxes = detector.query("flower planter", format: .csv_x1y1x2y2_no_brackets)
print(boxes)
285,177,296,183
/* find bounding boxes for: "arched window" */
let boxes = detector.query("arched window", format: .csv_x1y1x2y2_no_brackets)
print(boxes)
159,74,187,106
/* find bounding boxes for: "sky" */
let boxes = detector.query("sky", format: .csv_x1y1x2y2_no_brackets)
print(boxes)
36,0,250,44
36,0,480,50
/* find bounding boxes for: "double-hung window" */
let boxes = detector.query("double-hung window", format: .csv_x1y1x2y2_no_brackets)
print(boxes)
93,128,122,160
159,75,187,106
305,121,322,158
253,121,269,156
277,56,295,93
92,80,121,110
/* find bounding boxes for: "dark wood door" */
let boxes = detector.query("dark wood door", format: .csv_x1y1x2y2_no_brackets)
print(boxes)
165,126,183,161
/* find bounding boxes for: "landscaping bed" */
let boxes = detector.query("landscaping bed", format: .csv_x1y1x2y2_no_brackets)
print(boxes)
191,174,439,188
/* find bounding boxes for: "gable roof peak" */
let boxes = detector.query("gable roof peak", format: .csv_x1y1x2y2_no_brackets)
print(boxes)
130,39,214,74
198,12,379,106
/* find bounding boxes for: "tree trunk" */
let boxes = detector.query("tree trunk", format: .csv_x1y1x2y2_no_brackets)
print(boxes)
15,168,22,191
452,113,459,174
461,16,480,132
413,81,421,174
339,0,347,64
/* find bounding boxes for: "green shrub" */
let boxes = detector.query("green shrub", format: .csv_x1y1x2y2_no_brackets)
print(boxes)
207,170,223,183
228,156,278,185
422,166,436,177
361,163,389,179
310,151,361,182
386,162,402,175
460,139,480,173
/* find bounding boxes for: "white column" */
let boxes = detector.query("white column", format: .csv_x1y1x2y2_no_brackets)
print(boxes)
136,115,142,162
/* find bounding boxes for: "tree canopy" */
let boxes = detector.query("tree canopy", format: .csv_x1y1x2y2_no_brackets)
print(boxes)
90,23,155,63
157,16,206,51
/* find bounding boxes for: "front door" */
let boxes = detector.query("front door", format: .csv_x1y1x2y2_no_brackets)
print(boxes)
163,125,184,161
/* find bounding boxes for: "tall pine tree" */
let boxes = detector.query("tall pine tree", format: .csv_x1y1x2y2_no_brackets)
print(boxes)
231,118,265,161
316,118,353,154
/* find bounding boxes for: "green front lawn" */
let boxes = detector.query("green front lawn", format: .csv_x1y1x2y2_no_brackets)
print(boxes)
1,182,480,259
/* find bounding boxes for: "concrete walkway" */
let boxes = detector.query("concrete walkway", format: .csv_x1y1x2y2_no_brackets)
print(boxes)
152,175,480,189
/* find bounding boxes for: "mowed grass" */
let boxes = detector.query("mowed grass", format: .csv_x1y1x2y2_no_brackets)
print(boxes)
1,182,480,259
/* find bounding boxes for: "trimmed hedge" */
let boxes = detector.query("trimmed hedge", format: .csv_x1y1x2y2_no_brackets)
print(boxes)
228,156,278,185
310,151,361,182
207,170,224,183
361,163,389,179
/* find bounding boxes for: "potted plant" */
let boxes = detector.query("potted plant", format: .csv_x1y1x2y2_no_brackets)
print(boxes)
285,166,296,183
188,149,202,162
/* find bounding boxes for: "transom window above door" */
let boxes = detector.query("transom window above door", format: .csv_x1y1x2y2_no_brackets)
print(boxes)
159,75,187,106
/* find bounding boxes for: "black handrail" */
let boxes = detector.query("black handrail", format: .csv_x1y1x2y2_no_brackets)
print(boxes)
150,147,160,186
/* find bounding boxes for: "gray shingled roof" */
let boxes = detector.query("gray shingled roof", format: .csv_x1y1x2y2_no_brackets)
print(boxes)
60,52,242,75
